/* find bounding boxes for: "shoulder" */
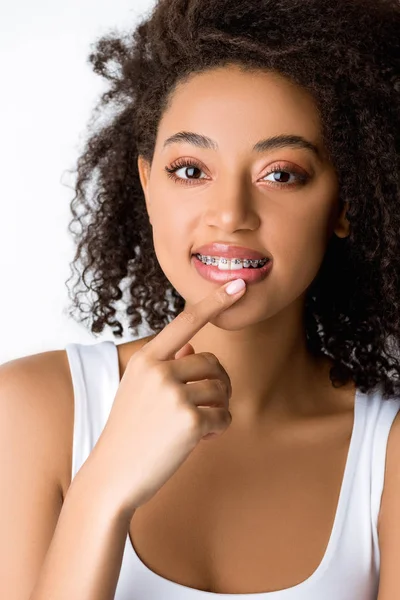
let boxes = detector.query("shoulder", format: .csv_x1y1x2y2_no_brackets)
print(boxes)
0,336,156,501
376,404,400,598
378,404,400,533
0,349,75,498
383,401,400,484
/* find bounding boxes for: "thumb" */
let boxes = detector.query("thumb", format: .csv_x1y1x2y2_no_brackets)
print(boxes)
174,342,195,360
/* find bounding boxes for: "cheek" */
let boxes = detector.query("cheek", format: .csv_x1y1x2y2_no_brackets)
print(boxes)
272,209,331,286
150,206,192,278
150,183,193,230
150,188,197,253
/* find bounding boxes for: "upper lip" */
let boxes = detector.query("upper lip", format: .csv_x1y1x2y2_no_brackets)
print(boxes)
192,242,271,260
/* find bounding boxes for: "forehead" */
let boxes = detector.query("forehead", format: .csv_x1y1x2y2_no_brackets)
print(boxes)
157,65,322,149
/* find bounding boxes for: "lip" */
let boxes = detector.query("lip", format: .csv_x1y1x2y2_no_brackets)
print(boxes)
192,254,273,284
192,242,271,261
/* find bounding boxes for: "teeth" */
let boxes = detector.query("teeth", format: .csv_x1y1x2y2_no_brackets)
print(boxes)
195,254,268,270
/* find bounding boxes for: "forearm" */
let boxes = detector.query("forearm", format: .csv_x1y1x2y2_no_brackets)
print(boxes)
29,462,134,600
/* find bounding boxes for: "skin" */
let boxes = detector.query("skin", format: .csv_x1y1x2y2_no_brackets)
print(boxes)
137,63,352,433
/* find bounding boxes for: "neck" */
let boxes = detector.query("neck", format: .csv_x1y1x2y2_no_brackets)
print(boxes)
184,299,348,431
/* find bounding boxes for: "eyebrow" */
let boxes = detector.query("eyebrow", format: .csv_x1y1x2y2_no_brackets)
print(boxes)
162,131,322,161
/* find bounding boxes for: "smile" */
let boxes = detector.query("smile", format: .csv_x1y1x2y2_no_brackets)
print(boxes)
192,253,273,284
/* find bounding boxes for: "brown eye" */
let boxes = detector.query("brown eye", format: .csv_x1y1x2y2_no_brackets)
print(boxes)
265,170,293,184
175,165,204,180
261,163,309,188
165,159,208,185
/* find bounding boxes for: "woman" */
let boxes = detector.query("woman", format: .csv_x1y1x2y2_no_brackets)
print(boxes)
1,0,399,598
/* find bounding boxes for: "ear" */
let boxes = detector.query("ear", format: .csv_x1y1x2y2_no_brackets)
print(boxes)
333,200,350,239
137,155,152,225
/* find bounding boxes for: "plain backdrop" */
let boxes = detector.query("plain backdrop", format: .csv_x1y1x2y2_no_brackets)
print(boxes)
0,0,157,364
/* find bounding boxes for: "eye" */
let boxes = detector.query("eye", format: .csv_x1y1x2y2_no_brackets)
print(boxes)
164,159,309,188
260,163,309,188
164,159,208,185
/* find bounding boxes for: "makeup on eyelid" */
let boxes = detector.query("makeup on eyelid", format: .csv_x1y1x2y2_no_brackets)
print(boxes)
164,158,309,188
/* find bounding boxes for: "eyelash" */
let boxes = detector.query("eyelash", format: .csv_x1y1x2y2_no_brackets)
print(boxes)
164,158,309,188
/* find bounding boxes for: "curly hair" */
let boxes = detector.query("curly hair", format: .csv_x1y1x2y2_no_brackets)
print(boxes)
65,0,400,399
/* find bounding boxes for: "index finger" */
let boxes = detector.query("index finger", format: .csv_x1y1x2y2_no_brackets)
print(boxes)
142,278,247,361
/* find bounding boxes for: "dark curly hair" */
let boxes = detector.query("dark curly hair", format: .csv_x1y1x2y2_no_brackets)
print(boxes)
65,0,400,399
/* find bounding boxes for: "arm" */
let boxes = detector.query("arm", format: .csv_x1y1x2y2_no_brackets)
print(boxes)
29,460,134,600
0,353,135,600
376,410,400,599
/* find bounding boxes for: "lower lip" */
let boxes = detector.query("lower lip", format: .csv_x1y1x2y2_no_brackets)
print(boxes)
192,255,273,284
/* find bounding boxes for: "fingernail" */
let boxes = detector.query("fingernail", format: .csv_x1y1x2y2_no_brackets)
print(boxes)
226,279,246,295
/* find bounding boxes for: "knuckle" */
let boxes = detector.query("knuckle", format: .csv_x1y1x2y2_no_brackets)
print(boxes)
130,346,151,367
202,352,219,366
171,384,186,406
214,289,227,305
181,403,201,431
213,379,226,395
155,361,171,383
219,378,229,395
127,352,145,373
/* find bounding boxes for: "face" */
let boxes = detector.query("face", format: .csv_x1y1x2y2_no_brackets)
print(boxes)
138,65,349,331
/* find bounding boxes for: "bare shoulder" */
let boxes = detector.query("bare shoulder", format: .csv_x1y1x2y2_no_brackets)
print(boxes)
0,349,76,498
378,407,400,531
0,336,156,499
376,407,400,598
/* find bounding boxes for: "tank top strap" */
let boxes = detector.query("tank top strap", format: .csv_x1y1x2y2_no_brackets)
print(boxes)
65,340,120,481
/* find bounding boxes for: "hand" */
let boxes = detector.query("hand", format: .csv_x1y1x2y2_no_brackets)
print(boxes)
88,278,247,515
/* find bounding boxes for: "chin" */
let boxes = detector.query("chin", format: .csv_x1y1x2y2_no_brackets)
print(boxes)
207,303,265,331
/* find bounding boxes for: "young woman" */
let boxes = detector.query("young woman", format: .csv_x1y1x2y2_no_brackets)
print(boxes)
1,0,399,598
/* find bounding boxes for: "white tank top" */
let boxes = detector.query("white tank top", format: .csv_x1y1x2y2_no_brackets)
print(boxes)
65,340,400,600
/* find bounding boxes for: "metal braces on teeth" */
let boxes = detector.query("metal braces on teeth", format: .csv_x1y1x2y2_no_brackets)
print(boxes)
196,254,268,268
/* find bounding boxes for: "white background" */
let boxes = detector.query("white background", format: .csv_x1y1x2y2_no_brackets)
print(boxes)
0,0,156,363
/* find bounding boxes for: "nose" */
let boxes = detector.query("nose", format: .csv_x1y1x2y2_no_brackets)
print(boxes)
203,180,261,233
